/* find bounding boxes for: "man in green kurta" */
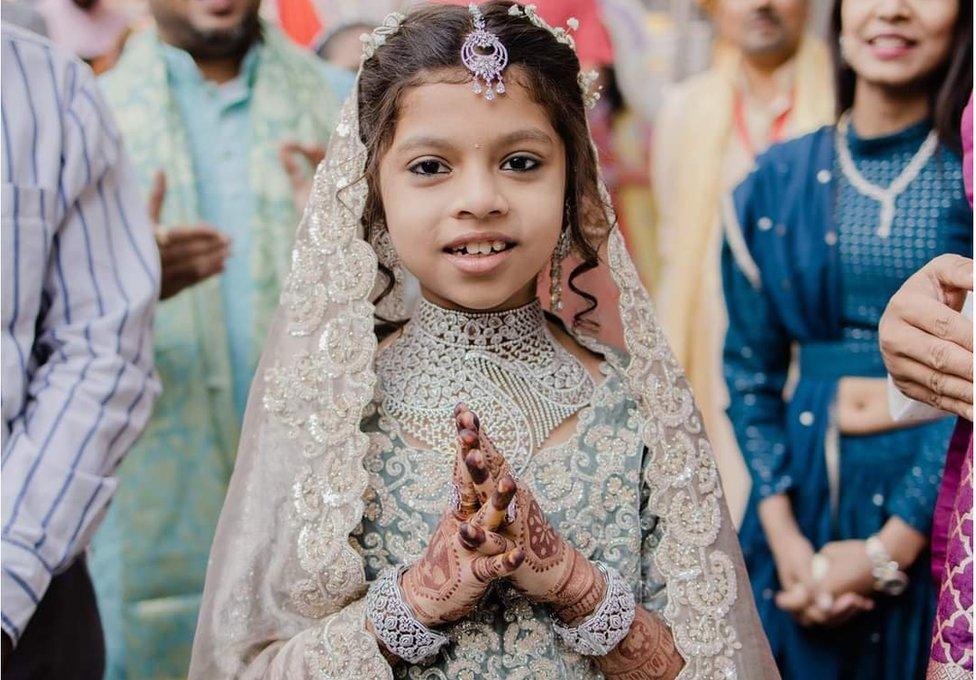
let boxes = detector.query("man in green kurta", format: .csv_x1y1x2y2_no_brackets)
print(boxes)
90,1,339,676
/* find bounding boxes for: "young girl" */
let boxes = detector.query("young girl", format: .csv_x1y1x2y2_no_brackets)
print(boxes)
189,4,776,678
722,0,972,676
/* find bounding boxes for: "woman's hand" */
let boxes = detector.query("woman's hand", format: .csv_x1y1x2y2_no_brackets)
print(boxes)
398,409,525,628
815,540,875,599
768,529,817,612
879,253,973,421
758,495,817,604
453,406,606,623
783,541,876,628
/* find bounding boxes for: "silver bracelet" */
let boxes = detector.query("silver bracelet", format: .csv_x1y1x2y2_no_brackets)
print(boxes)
865,535,909,596
365,565,450,664
551,561,636,656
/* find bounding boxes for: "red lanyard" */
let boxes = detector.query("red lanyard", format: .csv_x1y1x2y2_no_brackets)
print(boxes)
733,91,793,159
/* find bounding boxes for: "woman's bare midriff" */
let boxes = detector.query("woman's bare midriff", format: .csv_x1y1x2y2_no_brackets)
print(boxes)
835,376,916,435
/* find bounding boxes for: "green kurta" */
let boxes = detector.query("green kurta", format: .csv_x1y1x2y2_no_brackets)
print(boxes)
89,25,339,679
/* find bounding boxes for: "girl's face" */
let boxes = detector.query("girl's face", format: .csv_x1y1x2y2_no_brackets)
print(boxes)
841,0,957,90
378,72,567,312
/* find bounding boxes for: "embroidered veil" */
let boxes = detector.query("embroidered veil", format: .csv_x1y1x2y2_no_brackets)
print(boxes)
188,7,778,679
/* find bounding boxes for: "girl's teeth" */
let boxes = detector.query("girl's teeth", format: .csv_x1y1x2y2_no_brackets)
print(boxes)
454,241,509,255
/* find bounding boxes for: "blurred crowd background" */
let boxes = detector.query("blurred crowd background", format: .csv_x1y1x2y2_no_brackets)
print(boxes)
1,0,970,678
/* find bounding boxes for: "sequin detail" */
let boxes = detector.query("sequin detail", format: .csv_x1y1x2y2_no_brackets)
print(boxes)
377,299,595,463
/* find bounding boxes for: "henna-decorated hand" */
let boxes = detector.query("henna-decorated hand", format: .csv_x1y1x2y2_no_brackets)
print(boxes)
453,406,605,625
399,408,524,629
453,406,685,677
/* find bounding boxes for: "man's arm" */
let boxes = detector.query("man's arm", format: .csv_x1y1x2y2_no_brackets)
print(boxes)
1,52,160,646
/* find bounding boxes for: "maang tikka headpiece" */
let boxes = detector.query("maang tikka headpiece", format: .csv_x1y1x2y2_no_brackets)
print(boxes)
458,3,600,108
362,6,599,108
462,4,509,101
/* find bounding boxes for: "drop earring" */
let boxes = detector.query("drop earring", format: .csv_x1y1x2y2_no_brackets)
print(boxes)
549,213,572,312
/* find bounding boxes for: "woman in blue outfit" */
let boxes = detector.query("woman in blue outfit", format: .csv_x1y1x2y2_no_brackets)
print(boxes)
721,0,972,676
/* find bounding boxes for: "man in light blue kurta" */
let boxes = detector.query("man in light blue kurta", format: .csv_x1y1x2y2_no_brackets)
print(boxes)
163,42,259,415
89,3,340,677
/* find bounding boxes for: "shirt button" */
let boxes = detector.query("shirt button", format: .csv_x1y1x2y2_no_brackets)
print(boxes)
758,217,773,231
799,411,814,426
762,588,774,600
825,232,837,246
817,169,832,184
872,493,885,506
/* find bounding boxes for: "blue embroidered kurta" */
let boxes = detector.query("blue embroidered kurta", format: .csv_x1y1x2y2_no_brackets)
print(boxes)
722,120,972,679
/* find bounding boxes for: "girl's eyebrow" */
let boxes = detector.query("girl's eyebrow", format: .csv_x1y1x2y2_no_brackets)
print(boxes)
493,128,554,149
396,135,458,154
395,127,554,154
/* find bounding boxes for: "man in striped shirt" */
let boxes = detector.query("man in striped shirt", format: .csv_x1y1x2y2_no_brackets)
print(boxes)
1,23,160,678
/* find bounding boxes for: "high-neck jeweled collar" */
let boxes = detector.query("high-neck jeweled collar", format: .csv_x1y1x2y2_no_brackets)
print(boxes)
408,297,548,349
380,296,594,458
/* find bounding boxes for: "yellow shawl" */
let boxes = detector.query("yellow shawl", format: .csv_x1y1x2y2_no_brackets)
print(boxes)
652,35,834,519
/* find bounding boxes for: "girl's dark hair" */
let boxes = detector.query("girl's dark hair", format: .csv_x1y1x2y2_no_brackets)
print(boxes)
357,1,611,330
829,0,972,153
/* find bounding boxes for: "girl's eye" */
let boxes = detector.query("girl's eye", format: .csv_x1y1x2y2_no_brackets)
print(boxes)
409,159,450,176
502,155,541,172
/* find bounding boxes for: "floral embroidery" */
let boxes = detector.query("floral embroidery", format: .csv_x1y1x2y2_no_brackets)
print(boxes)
350,366,663,677
606,230,741,677
305,600,393,679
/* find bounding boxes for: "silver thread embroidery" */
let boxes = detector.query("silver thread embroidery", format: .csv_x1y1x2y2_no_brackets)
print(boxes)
377,299,595,463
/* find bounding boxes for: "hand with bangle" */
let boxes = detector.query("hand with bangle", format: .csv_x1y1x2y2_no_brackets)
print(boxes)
775,522,919,628
365,405,684,678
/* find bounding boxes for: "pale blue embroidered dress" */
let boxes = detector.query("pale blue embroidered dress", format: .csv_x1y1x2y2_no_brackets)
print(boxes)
353,356,667,678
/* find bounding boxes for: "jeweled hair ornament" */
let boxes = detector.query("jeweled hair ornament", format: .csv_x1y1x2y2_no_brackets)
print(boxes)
462,4,509,101
359,11,407,62
507,3,601,109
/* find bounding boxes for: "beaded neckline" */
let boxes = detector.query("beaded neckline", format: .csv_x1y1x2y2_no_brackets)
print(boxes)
377,298,596,460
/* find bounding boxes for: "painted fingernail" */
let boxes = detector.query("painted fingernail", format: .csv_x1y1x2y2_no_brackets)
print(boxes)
456,411,476,431
465,450,489,483
497,474,516,495
454,402,467,417
459,522,484,546
507,547,525,569
493,481,515,509
458,429,479,448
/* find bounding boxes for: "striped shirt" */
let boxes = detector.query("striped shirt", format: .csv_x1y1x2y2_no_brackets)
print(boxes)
1,24,160,644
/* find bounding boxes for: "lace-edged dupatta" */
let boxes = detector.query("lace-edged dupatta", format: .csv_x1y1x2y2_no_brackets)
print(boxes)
189,58,778,680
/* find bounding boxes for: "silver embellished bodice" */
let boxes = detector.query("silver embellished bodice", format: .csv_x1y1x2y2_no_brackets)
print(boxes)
376,299,596,465
353,360,668,679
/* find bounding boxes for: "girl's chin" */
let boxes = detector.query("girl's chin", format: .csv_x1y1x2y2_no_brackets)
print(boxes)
421,283,538,313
